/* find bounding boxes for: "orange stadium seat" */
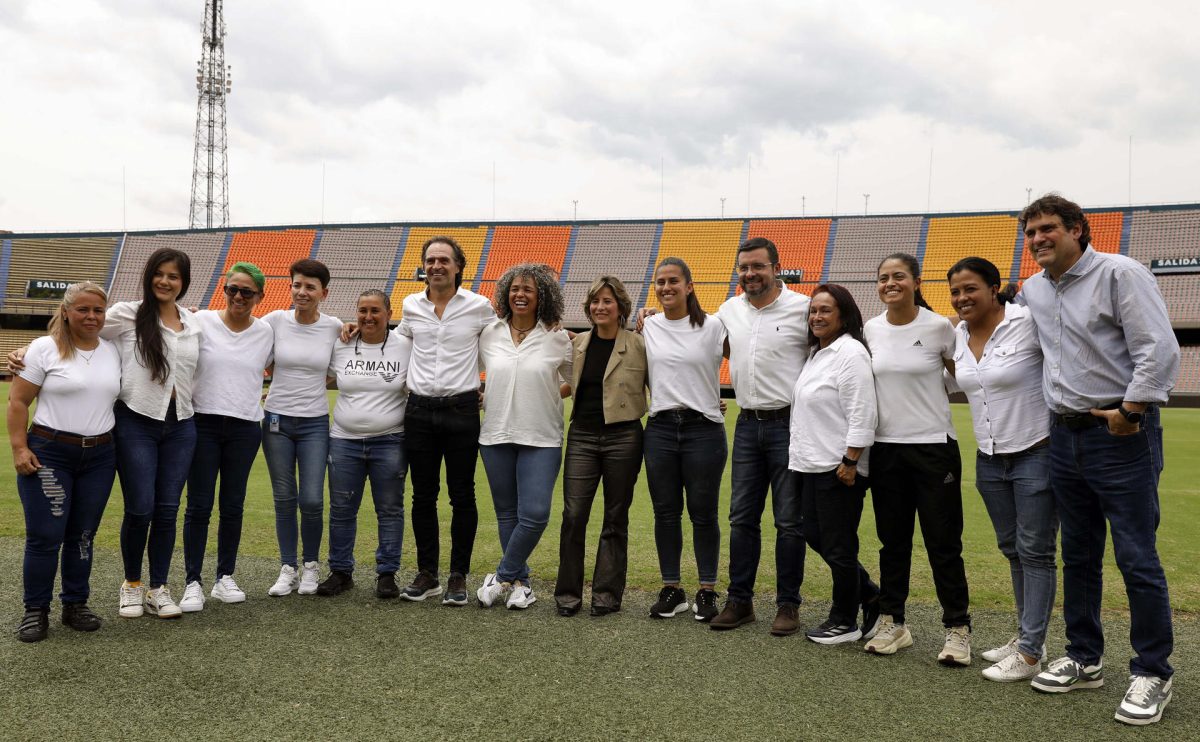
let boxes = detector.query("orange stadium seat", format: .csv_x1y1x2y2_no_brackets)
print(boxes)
209,276,293,317
390,227,490,320
481,226,573,281
747,218,831,287
1019,211,1123,281
222,229,316,277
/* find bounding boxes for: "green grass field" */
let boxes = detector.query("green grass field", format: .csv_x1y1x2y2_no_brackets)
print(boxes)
1,384,1196,739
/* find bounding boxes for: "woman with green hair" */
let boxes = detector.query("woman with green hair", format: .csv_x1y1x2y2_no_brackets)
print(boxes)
179,262,275,612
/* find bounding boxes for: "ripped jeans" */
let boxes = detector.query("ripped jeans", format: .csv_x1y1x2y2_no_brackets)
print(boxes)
18,432,117,609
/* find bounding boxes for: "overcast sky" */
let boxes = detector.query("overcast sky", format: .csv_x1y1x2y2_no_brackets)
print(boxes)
2,0,1198,232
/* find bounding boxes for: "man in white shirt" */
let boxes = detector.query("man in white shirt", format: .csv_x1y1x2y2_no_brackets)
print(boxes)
709,237,813,635
395,236,496,606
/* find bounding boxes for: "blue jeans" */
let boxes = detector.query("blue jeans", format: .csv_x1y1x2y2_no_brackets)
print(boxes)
18,433,116,608
262,413,329,568
728,415,805,605
479,443,561,585
643,412,726,585
183,414,262,584
326,434,407,575
115,401,197,587
1050,407,1172,678
975,445,1057,660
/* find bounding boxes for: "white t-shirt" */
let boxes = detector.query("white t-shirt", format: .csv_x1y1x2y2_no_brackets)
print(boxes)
19,335,122,436
789,334,876,475
262,309,344,418
192,310,275,422
478,320,573,448
101,300,202,420
865,307,957,444
328,333,413,440
718,287,810,410
643,313,727,424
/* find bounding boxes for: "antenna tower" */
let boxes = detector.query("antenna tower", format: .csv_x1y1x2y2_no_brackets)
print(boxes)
189,0,232,228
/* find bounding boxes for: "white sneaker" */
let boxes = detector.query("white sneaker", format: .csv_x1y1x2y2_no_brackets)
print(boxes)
938,625,972,666
268,565,298,597
982,636,1047,663
119,582,145,618
507,583,536,610
144,586,183,619
210,575,247,604
180,580,206,613
982,651,1042,682
1115,675,1172,726
476,573,510,608
298,562,320,595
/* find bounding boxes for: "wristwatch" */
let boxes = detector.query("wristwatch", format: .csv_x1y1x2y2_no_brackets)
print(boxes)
1118,405,1143,425
841,456,859,467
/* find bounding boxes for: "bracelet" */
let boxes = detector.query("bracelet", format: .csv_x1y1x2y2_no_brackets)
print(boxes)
841,456,858,467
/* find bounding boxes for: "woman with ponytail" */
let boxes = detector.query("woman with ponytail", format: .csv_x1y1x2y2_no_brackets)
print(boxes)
641,257,728,622
947,256,1056,682
862,252,972,665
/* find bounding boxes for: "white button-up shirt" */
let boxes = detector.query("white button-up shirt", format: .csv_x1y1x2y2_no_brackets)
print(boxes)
718,286,811,410
953,303,1051,455
101,300,202,421
788,333,876,475
478,320,573,447
397,287,496,397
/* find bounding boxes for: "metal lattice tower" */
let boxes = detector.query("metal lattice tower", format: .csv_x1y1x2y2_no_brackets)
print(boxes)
188,0,232,228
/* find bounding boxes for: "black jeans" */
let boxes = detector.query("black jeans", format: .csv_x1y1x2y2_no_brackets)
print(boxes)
405,393,480,577
800,470,879,625
554,421,643,611
870,440,970,628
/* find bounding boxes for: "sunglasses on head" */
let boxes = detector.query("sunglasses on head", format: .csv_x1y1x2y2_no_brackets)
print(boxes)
224,285,259,299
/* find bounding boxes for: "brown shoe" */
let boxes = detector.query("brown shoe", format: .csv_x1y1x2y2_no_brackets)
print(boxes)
770,604,800,636
709,600,756,631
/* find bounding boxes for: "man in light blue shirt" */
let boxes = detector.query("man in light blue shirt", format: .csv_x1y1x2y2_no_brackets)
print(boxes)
1018,194,1178,726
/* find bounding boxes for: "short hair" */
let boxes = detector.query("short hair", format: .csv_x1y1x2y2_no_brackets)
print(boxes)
946,256,1017,305
737,236,779,265
1020,193,1091,250
290,258,330,288
422,236,468,288
494,263,564,326
357,288,391,313
583,275,633,328
227,261,265,291
49,281,108,360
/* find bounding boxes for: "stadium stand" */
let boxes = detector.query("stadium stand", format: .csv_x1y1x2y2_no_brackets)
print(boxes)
1177,345,1200,395
110,231,226,304
561,223,658,326
922,215,1019,316
825,216,923,321
1127,209,1200,265
3,237,118,315
389,226,490,321
0,329,46,364
314,227,406,281
481,226,573,281
746,218,832,297
208,229,316,317
1018,210,1124,281
647,220,743,313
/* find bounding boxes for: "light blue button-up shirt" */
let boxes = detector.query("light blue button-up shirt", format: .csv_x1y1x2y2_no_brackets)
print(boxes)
1018,247,1179,414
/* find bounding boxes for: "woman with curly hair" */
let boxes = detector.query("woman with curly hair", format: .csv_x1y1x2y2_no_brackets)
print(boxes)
475,263,572,610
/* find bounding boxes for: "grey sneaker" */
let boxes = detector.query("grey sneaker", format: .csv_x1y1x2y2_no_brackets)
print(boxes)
1115,675,1172,726
401,570,443,601
1031,656,1104,693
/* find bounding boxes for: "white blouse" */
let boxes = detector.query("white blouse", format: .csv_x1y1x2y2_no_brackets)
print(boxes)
789,334,877,475
101,300,202,421
478,320,573,448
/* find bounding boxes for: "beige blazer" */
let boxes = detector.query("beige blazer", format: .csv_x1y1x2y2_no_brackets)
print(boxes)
569,328,649,424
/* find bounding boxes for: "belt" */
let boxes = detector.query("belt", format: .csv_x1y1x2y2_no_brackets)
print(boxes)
653,408,709,423
979,438,1049,461
739,407,790,422
408,391,477,409
30,425,113,448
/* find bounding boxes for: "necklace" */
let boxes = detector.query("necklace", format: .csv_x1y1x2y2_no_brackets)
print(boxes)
510,319,537,342
77,348,97,364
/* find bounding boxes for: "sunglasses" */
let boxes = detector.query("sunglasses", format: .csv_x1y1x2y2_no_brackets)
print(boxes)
224,285,259,299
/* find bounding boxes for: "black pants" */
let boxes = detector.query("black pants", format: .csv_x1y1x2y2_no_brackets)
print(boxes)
405,394,480,576
554,421,643,611
870,440,970,628
800,470,879,625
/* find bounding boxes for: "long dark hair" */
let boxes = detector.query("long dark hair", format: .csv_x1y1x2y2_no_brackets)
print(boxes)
136,248,191,384
656,257,705,327
946,256,1017,305
877,252,931,310
808,283,870,355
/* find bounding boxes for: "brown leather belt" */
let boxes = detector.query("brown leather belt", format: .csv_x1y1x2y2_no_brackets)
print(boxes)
29,425,113,448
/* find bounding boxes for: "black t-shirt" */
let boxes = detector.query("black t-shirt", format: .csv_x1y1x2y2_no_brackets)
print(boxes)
573,335,615,428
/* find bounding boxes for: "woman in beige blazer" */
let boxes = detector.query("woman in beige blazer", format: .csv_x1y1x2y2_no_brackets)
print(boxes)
553,275,648,617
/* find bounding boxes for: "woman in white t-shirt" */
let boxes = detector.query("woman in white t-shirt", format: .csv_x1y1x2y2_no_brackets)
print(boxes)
862,252,972,665
260,259,344,598
315,290,412,600
179,262,275,613
7,282,121,642
641,257,728,623
948,256,1056,683
474,263,572,610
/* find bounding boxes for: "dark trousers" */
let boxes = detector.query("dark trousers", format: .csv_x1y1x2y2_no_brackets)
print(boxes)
800,470,879,625
183,413,262,584
1051,408,1173,679
728,415,805,605
870,440,970,628
554,421,643,611
115,401,197,587
18,434,116,609
405,394,480,576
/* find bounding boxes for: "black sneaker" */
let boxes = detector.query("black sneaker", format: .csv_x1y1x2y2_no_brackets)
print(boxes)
441,572,468,606
316,571,354,597
61,602,102,632
649,586,689,618
17,607,49,643
806,619,863,645
693,589,720,623
861,596,882,640
375,573,400,599
401,570,443,601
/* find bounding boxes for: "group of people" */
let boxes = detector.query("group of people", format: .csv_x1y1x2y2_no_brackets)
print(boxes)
8,194,1179,726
